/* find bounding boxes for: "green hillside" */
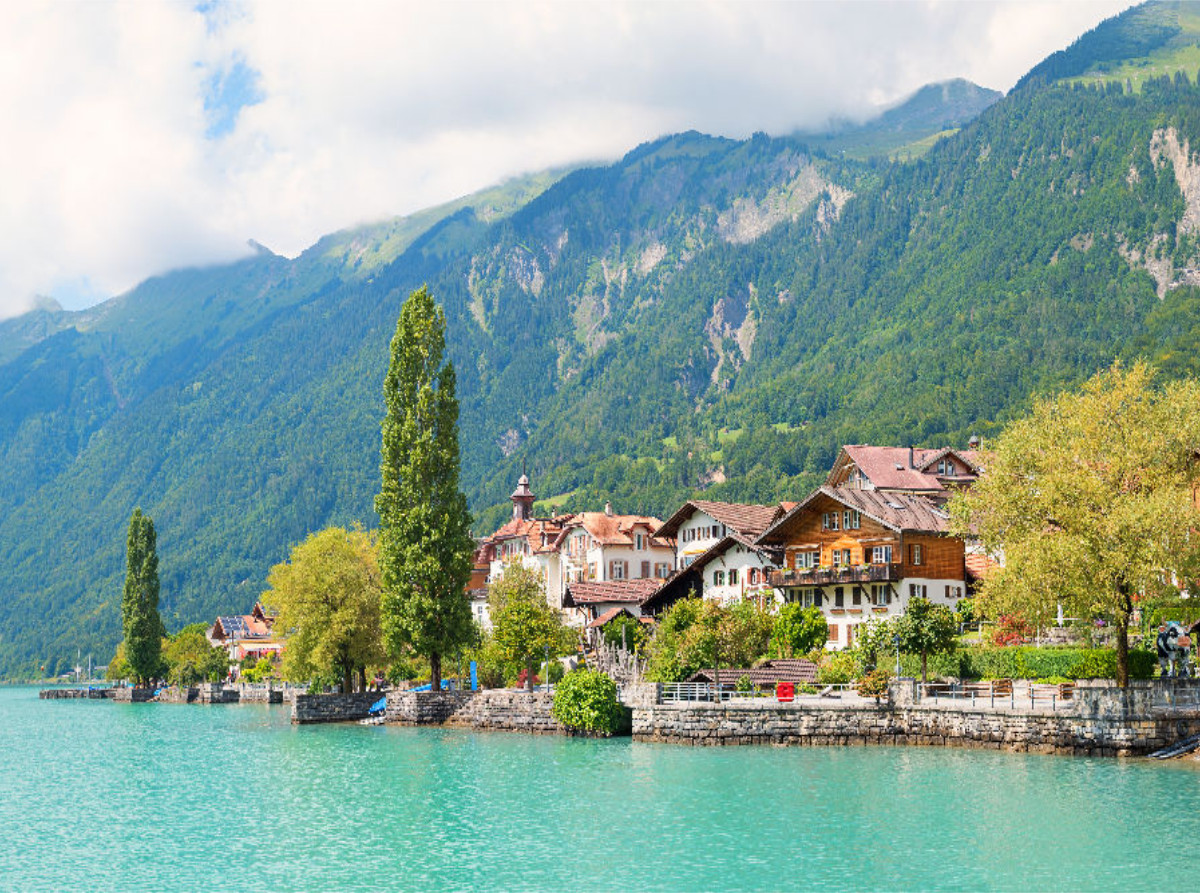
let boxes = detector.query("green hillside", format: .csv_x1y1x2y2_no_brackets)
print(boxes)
3,1,1200,677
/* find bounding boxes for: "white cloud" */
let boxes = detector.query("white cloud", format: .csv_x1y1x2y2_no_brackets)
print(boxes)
0,0,1133,318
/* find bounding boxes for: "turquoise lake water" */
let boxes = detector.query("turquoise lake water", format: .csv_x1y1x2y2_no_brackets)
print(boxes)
4,686,1200,891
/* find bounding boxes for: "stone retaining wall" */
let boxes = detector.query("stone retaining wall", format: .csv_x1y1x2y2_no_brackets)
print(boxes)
111,687,155,703
154,686,199,703
632,701,1200,756
384,688,630,736
292,691,381,724
198,683,239,704
39,688,115,700
235,683,284,704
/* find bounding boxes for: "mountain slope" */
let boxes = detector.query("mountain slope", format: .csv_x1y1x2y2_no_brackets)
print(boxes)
4,3,1200,676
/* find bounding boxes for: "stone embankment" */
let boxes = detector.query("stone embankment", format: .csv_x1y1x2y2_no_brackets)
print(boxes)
292,691,381,724
39,688,115,700
631,679,1200,756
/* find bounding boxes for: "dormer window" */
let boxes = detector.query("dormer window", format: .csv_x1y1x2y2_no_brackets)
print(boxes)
635,533,645,550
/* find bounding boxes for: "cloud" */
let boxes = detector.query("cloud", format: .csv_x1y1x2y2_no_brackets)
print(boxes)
0,0,1133,319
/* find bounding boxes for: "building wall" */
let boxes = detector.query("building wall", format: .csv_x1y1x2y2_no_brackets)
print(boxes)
675,512,729,569
698,544,777,605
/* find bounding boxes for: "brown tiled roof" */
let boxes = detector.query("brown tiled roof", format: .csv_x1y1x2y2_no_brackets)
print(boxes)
758,486,951,544
687,659,819,686
564,579,663,606
479,515,570,556
554,512,669,548
655,500,784,539
965,554,1001,580
213,615,272,640
585,606,637,628
830,445,980,493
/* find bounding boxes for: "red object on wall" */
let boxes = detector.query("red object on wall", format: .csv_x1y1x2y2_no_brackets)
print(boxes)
776,682,795,702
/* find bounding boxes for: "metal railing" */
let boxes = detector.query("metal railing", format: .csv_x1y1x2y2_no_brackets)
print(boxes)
919,680,1075,711
660,682,859,703
768,563,902,587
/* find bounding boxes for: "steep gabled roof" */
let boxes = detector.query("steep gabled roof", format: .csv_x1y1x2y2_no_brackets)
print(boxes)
669,533,782,575
655,500,784,540
827,445,980,493
758,486,951,544
563,578,663,606
212,615,272,641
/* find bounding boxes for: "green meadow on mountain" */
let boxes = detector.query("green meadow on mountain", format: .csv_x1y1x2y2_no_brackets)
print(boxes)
4,1,1200,676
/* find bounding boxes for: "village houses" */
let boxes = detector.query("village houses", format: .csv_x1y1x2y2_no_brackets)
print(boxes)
474,442,981,647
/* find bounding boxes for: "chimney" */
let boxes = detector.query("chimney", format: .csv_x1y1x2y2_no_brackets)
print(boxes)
908,446,914,469
604,501,613,517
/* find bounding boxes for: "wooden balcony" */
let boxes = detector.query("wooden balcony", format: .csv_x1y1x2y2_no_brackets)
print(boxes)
767,563,902,588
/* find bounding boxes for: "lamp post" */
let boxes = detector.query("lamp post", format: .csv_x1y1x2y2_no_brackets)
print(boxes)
894,634,901,677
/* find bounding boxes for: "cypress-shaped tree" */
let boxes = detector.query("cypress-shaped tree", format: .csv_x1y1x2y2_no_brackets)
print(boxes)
121,508,163,685
375,286,475,690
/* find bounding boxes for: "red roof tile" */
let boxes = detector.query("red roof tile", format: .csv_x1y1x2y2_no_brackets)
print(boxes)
655,500,784,539
564,579,663,605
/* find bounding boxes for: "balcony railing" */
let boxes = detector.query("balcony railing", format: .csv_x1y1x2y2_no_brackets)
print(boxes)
767,563,902,588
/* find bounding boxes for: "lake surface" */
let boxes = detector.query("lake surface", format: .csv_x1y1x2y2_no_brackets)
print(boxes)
3,685,1198,891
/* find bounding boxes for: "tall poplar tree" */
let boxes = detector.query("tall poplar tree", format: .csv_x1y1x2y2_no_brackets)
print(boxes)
376,286,475,690
121,508,163,685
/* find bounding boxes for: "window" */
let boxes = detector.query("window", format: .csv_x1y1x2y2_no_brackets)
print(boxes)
871,584,891,606
852,587,862,606
945,585,963,600
834,587,845,608
846,624,856,646
832,550,842,568
713,570,726,586
828,624,839,643
872,545,892,565
843,510,860,530
823,512,840,531
910,544,923,565
635,533,645,550
795,550,819,570
655,563,670,578
729,569,739,585
842,549,852,566
909,583,928,599
748,568,759,585
641,560,650,578
588,562,597,580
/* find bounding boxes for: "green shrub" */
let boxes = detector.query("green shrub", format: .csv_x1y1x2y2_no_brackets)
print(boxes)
735,674,754,693
551,668,625,734
817,650,859,685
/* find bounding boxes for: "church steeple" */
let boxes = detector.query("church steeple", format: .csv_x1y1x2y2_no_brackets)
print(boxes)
511,468,535,521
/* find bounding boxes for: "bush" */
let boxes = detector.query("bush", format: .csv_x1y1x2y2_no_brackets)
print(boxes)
551,669,625,734
770,604,828,658
735,674,754,693
992,614,1033,647
857,669,891,701
817,650,859,685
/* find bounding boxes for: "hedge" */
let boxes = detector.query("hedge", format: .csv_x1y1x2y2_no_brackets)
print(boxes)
889,646,1156,681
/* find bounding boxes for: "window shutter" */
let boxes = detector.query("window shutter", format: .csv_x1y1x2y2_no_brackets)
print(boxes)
641,561,650,578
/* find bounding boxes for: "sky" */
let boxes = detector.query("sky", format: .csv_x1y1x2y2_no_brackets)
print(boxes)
0,0,1134,319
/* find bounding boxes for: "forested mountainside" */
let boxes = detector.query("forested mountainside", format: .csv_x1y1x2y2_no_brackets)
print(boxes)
4,0,1200,676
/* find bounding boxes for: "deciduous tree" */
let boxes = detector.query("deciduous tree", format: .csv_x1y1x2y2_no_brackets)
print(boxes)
770,603,828,658
949,362,1200,686
121,508,164,685
895,597,957,682
375,287,476,691
488,565,574,691
263,526,384,692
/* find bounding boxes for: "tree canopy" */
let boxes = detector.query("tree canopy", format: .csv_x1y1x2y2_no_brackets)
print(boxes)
488,564,574,691
262,526,384,692
895,597,957,683
375,287,477,691
770,603,828,658
950,362,1200,685
121,508,163,685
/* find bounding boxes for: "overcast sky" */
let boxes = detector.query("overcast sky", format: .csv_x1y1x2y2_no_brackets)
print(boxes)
0,0,1133,319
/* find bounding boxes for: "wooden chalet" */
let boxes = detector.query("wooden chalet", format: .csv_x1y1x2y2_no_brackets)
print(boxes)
757,486,967,649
